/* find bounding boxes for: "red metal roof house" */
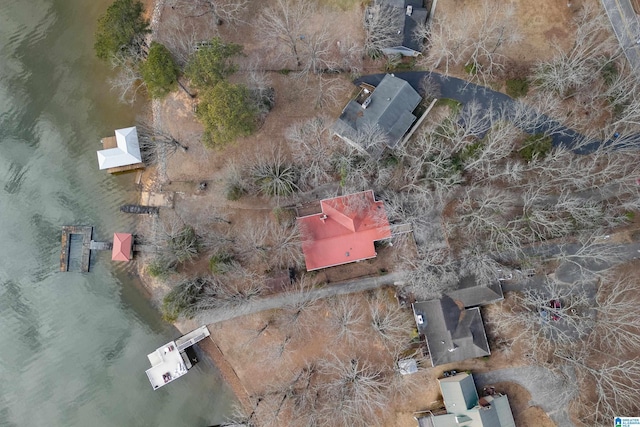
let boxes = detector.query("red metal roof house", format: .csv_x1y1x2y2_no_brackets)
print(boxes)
112,233,133,262
297,190,391,271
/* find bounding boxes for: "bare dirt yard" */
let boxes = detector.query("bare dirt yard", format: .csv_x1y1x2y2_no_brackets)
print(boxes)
130,0,619,424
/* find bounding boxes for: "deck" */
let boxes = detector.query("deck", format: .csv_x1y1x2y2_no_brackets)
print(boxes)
60,226,93,272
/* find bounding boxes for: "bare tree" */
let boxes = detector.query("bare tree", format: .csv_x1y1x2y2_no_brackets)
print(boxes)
297,28,336,75
236,218,271,265
147,213,201,264
591,272,640,355
286,116,334,189
532,3,618,98
193,268,264,316
369,300,414,354
336,36,363,76
453,185,523,254
552,234,624,281
316,356,390,427
363,1,403,58
136,120,188,166
557,347,640,425
303,75,348,111
418,74,441,100
108,50,145,104
328,296,366,345
426,1,521,81
268,219,304,270
171,0,249,28
246,64,275,118
155,15,199,67
257,0,315,68
250,149,300,201
400,248,460,301
278,275,322,337
486,279,592,365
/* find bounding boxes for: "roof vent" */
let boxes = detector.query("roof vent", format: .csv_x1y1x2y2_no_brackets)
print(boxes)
406,5,413,15
319,214,328,222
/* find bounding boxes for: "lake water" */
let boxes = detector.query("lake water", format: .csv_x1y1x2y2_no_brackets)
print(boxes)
0,0,235,425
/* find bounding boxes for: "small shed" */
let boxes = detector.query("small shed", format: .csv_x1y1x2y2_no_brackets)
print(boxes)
112,233,132,262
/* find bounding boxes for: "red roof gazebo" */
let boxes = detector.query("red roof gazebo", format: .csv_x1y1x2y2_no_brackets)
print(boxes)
112,233,133,262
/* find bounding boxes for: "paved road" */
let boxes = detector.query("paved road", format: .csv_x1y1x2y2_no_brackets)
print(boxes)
196,271,405,324
475,365,577,427
355,72,605,154
602,0,640,69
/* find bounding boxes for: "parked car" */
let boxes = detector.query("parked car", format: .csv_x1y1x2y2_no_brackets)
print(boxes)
549,299,562,321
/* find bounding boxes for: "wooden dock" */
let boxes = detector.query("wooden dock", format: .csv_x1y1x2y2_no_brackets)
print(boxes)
60,226,93,272
90,241,113,251
120,204,159,215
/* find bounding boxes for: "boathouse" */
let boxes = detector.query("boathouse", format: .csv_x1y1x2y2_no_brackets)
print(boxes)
97,126,144,174
112,233,133,262
145,325,211,390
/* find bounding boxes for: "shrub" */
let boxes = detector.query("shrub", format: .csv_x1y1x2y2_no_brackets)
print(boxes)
140,42,179,98
519,134,553,162
209,251,234,274
252,158,299,198
184,38,242,89
196,81,257,148
464,62,477,75
226,183,246,201
147,258,173,278
94,0,149,60
506,78,529,98
161,278,207,322
168,225,200,263
601,62,618,87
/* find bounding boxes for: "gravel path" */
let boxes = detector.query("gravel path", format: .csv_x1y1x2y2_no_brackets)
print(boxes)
196,271,405,325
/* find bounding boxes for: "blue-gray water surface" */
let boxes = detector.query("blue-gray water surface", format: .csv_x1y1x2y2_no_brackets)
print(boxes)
0,0,235,425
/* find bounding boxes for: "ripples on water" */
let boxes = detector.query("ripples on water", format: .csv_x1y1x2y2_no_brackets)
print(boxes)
0,0,234,425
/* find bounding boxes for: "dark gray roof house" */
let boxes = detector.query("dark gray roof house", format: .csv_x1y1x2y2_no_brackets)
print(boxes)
379,0,429,57
415,372,516,427
333,74,422,156
411,282,503,367
447,279,504,308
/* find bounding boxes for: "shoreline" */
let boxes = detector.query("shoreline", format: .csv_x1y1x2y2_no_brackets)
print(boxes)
133,0,252,412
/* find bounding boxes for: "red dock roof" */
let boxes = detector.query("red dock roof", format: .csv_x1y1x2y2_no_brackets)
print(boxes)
297,190,391,271
112,233,132,262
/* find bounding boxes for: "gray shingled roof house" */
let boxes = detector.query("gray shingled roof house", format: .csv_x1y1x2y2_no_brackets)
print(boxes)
333,74,422,155
379,0,429,57
411,282,503,367
416,372,516,427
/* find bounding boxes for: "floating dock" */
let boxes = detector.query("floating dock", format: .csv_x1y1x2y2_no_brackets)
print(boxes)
60,226,93,272
60,226,115,272
146,326,210,390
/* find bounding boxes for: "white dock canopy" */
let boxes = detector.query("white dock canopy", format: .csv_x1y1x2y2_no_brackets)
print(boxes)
97,126,142,170
145,326,211,390
145,341,187,390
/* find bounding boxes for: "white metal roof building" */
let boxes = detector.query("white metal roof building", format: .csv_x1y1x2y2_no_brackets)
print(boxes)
97,126,142,170
145,325,211,390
